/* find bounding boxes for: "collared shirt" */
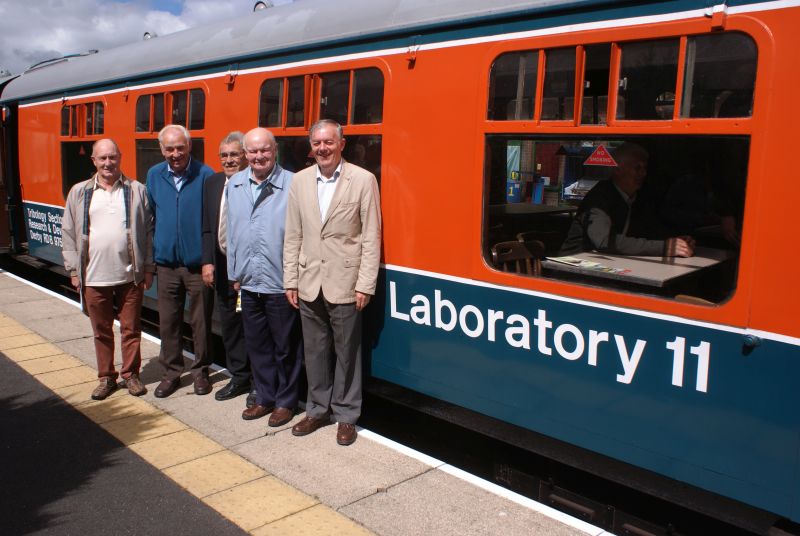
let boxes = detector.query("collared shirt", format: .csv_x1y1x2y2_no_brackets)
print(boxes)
85,175,133,286
316,161,342,221
249,165,277,204
218,176,231,255
168,157,192,191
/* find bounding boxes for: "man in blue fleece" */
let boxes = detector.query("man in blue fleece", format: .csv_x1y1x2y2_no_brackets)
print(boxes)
146,124,215,398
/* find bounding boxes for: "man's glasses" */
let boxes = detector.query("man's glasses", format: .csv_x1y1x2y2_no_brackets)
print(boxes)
219,152,242,159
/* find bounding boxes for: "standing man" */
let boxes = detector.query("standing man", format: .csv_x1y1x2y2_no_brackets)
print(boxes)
284,119,381,446
147,124,215,398
201,131,256,407
62,139,154,400
227,128,303,426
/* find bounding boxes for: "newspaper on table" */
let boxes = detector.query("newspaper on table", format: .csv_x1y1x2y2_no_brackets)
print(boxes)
546,256,631,275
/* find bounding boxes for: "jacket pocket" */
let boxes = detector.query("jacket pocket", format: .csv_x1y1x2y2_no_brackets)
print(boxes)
299,253,307,267
343,257,361,268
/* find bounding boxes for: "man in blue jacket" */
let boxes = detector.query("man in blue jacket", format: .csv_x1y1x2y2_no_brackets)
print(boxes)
227,127,302,426
147,124,215,397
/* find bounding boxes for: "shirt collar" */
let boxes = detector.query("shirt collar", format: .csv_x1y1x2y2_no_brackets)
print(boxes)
248,164,282,189
168,157,192,177
316,161,343,183
613,182,636,206
93,174,123,190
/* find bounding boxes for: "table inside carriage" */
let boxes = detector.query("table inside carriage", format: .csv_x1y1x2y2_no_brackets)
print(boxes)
541,246,735,289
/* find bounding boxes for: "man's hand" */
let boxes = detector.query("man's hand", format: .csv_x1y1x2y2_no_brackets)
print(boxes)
355,291,371,311
70,276,80,289
233,281,241,292
202,264,215,287
143,272,154,290
285,289,299,309
666,237,695,258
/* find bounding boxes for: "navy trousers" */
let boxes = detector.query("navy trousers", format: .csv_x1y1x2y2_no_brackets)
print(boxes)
240,290,303,408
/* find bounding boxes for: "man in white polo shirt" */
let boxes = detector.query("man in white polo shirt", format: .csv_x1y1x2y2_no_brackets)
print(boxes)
62,139,155,400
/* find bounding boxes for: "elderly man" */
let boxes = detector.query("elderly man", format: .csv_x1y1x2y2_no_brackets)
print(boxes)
61,139,154,400
284,119,381,446
202,131,256,407
560,142,695,257
227,127,302,426
146,124,215,398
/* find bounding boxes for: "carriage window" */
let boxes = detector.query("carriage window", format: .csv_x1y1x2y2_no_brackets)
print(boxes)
483,134,747,304
135,96,150,132
542,48,576,121
488,51,537,120
259,79,284,128
344,135,382,183
352,68,384,124
681,33,756,118
320,71,350,125
287,76,306,128
617,39,679,120
136,90,204,132
61,141,95,198
61,102,104,137
135,138,205,180
581,44,611,125
189,89,205,130
171,91,187,126
153,93,165,131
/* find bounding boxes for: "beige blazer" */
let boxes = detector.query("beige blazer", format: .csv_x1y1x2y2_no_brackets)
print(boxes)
283,160,381,304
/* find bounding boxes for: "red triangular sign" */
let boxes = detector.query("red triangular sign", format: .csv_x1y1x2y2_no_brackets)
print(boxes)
79,145,86,155
584,145,617,167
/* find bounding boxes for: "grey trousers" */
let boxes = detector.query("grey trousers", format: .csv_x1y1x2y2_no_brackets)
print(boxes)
299,294,362,424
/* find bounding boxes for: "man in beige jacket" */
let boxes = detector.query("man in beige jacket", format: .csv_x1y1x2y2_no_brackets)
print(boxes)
61,139,154,400
284,119,381,446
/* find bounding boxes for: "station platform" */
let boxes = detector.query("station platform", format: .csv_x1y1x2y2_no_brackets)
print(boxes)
0,270,608,536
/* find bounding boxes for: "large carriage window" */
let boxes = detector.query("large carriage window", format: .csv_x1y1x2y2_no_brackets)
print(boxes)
135,89,204,132
135,138,205,181
488,51,537,120
483,135,747,304
286,76,306,128
542,48,576,121
681,33,756,118
61,102,103,137
617,39,679,120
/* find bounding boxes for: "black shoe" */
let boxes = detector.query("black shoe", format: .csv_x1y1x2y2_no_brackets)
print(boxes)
214,381,251,401
246,388,257,409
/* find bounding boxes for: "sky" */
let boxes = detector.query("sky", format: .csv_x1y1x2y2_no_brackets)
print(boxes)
0,0,294,76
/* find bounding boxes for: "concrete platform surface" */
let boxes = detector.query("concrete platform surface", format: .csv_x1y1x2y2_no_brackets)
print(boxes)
0,271,608,536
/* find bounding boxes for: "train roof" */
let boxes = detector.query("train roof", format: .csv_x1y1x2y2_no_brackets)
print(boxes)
0,0,764,103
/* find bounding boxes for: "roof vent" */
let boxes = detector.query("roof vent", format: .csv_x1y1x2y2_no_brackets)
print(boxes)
253,1,273,11
143,32,158,40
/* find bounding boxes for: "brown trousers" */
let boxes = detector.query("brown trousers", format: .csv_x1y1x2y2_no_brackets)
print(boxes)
156,265,213,381
83,282,144,380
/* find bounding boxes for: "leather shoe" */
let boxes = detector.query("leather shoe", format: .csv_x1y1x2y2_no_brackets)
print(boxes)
291,415,329,436
337,423,357,446
124,374,147,396
91,378,117,400
154,378,179,398
245,389,257,409
268,407,294,427
193,374,212,396
242,404,273,421
214,381,250,401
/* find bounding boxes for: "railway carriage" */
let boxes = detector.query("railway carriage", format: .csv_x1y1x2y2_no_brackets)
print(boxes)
1,0,799,532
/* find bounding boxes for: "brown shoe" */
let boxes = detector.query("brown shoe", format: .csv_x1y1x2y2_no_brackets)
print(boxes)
268,407,294,427
154,378,179,398
291,415,328,436
91,378,118,400
336,423,357,446
242,404,273,421
125,374,147,397
193,374,212,396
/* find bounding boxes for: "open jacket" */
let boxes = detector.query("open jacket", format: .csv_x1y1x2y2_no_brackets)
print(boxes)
61,175,155,305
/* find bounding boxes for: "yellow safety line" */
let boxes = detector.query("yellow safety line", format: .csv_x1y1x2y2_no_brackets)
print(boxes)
0,313,373,536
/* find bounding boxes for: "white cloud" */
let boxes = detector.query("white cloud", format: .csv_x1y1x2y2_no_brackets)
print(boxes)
0,0,291,75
